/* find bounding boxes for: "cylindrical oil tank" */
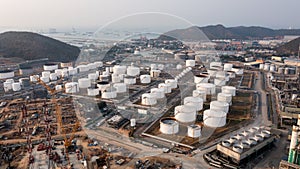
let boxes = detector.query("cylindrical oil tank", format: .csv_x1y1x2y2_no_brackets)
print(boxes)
140,75,151,84
186,60,196,67
55,85,62,91
184,96,203,111
203,109,227,127
55,69,63,76
68,68,78,76
88,73,98,81
130,119,136,127
278,67,284,74
124,76,136,85
196,83,216,95
101,87,117,99
141,93,157,106
192,90,207,101
259,64,264,70
222,86,236,96
99,75,109,82
40,76,50,83
264,63,270,71
65,82,79,93
3,81,12,92
111,74,121,83
210,101,229,113
207,69,218,77
224,63,233,71
77,65,89,72
160,117,179,134
158,83,172,94
42,71,51,78
165,79,177,89
216,71,226,79
127,66,140,76
12,82,21,91
113,83,127,93
6,79,14,83
113,65,127,74
49,73,57,81
270,64,276,72
217,93,232,105
0,70,14,79
150,70,161,78
30,75,39,82
194,74,209,84
174,105,197,123
61,69,69,78
214,78,226,86
210,62,222,69
187,125,201,138
150,88,165,99
87,88,99,96
43,63,58,71
78,78,91,88
97,81,110,91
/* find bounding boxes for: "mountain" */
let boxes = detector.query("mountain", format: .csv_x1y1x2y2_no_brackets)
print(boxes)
276,37,300,55
159,24,300,40
0,31,80,62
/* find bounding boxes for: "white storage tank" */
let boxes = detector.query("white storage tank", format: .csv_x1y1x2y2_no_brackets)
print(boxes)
270,64,276,72
194,74,209,84
210,101,229,113
113,83,127,93
12,82,21,91
97,81,110,91
30,75,39,82
217,93,232,105
127,65,140,76
99,75,109,82
124,76,136,85
101,87,117,99
214,78,226,86
49,73,57,81
165,79,177,89
141,93,157,106
174,105,197,123
87,88,99,96
207,69,218,77
187,125,201,138
150,70,161,78
77,65,89,72
0,70,14,79
40,76,50,83
41,71,51,78
150,88,165,99
130,119,136,127
203,109,227,127
65,82,79,93
259,64,264,70
196,83,216,95
140,75,151,84
210,62,222,69
158,83,172,94
61,69,69,77
224,63,233,71
78,78,91,88
113,65,127,74
222,86,236,96
264,63,270,71
278,67,284,74
111,74,121,83
43,63,58,71
186,60,196,67
192,90,207,101
160,117,179,134
3,81,12,92
184,96,203,111
55,85,62,91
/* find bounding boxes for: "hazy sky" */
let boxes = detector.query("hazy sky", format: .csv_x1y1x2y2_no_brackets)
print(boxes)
0,0,299,31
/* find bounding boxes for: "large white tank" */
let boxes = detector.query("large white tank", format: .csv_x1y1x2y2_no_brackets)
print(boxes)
194,74,209,84
99,75,109,82
158,83,172,94
127,66,140,76
264,63,270,71
40,76,50,83
270,64,276,72
97,82,110,91
130,119,136,127
101,87,117,99
113,65,127,74
224,63,233,71
192,90,207,101
111,74,121,83
150,70,161,78
217,93,232,104
150,88,165,99
210,101,229,113
259,64,264,70
77,65,89,72
141,93,157,106
54,69,63,77
214,78,226,86
88,73,98,81
65,82,79,93
184,97,203,111
174,105,197,123
216,71,226,79
207,69,218,77
61,69,69,77
30,75,39,82
203,109,227,127
87,63,97,70
196,83,216,95
124,76,136,85
187,125,201,138
222,86,236,96
43,64,58,71
113,83,127,93
140,75,151,84
0,70,14,79
78,78,91,88
41,71,51,78
165,79,177,89
49,73,57,81
87,88,99,96
160,117,179,134
12,82,21,91
3,81,12,92
278,67,284,74
186,60,196,67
